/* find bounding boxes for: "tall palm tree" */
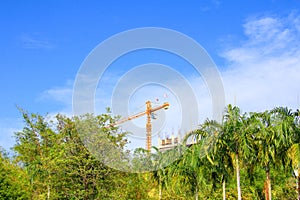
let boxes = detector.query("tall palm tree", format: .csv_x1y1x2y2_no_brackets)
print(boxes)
181,119,233,200
199,119,234,200
251,110,276,200
248,107,294,200
288,142,300,200
167,127,216,200
151,146,170,200
286,109,300,199
222,104,247,200
214,133,234,200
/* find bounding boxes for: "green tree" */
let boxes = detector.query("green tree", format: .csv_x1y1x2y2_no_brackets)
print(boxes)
206,120,234,200
151,146,167,200
183,119,234,199
246,107,294,200
0,148,31,199
283,108,300,199
13,110,130,199
167,127,217,200
222,104,247,200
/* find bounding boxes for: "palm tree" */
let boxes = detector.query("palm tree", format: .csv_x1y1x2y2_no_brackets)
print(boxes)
179,119,234,200
197,119,234,200
213,132,234,200
167,127,216,200
151,146,169,200
288,142,300,200
247,107,294,200
250,110,276,200
286,109,300,199
222,104,247,200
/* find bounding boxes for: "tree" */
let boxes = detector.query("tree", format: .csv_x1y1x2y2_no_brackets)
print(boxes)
206,120,234,200
222,104,247,200
285,108,300,199
167,126,218,200
151,146,168,200
4,105,300,199
0,148,31,199
13,110,131,199
14,111,57,199
246,107,294,200
185,119,234,200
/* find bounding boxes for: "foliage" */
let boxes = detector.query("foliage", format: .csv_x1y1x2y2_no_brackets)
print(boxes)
0,105,299,199
0,148,31,199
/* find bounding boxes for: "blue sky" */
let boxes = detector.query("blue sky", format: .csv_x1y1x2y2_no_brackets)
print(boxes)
1,0,300,151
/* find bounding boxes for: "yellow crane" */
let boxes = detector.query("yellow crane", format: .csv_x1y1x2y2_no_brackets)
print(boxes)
112,101,169,151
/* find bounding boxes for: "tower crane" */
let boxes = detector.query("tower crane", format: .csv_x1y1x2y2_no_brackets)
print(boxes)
111,101,169,151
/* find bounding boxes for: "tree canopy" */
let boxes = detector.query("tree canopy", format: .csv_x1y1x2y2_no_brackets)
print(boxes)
0,105,299,199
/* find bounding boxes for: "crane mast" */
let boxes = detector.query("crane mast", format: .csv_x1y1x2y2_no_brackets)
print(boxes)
146,101,152,151
112,101,169,151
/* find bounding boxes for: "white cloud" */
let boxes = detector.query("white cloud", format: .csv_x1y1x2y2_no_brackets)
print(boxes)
221,12,300,113
199,0,221,11
39,80,73,114
42,88,72,105
0,118,23,151
20,33,54,50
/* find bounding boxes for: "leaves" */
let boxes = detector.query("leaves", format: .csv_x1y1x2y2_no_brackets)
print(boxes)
1,105,300,199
